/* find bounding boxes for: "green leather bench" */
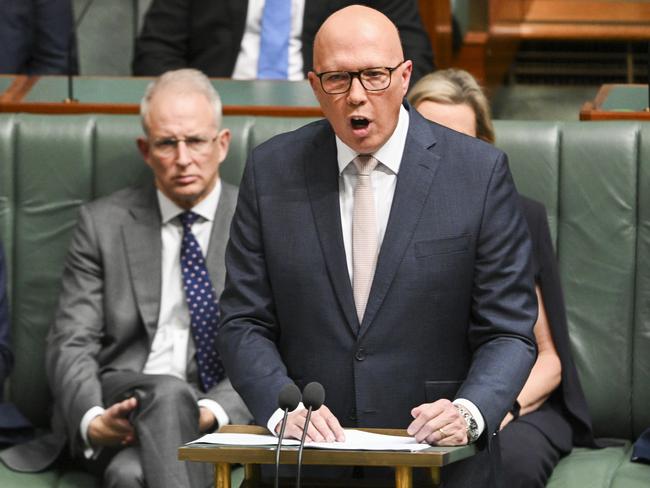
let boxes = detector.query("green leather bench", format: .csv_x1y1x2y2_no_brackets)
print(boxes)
0,114,648,487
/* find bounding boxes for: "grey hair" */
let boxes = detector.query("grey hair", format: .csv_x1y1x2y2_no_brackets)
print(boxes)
407,68,494,143
140,68,223,134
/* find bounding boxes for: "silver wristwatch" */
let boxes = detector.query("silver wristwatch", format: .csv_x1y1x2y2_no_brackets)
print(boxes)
454,404,480,443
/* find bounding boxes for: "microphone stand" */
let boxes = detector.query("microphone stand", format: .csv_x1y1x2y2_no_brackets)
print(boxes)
295,382,325,488
275,407,291,488
65,0,96,103
274,383,301,488
295,406,314,488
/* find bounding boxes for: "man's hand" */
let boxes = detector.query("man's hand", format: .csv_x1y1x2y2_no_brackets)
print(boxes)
88,396,138,447
199,406,217,433
275,404,345,443
407,399,468,446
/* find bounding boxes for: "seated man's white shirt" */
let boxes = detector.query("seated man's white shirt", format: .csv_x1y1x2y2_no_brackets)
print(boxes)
232,0,305,80
80,181,228,457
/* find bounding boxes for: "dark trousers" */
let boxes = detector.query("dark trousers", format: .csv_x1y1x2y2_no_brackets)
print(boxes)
499,420,565,488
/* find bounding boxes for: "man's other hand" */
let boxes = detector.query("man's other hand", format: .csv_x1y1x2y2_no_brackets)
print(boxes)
88,396,138,447
199,406,217,432
408,399,468,446
275,404,345,443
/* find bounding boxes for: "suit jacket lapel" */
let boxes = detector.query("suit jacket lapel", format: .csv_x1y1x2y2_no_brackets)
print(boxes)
123,185,162,342
360,112,441,336
306,130,359,335
206,183,236,296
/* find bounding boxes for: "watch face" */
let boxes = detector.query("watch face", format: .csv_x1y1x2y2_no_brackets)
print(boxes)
467,417,479,442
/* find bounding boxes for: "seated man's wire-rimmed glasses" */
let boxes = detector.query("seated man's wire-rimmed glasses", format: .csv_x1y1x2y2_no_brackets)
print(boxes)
152,134,219,157
315,61,405,95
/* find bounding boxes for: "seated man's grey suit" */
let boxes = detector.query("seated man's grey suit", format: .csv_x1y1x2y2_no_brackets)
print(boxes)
0,182,251,487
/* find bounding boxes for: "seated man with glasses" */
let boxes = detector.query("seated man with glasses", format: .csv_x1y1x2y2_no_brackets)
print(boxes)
0,68,251,488
217,5,536,487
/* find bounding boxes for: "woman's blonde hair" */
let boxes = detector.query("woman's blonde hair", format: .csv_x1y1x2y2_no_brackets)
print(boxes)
407,68,495,143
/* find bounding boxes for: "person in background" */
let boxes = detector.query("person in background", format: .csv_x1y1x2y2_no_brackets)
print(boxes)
0,69,251,488
217,6,537,487
0,0,77,75
132,0,434,85
408,67,598,488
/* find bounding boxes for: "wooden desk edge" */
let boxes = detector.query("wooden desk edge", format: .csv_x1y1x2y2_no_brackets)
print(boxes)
178,425,476,468
0,101,322,117
580,84,650,120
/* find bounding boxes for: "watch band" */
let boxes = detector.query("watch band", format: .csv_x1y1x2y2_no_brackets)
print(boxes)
454,403,480,443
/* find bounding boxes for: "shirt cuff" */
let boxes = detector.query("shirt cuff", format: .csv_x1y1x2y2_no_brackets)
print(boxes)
80,406,105,459
267,402,305,436
198,399,229,431
453,398,485,438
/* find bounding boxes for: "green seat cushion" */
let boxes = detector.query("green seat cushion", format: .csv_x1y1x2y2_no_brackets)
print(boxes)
610,445,650,488
0,465,98,488
546,442,630,488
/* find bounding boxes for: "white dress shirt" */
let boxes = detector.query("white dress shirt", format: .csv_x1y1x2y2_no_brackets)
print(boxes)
268,106,485,440
80,182,228,457
232,0,306,80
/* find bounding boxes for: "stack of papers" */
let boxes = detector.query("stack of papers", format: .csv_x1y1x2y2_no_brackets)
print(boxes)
188,429,432,452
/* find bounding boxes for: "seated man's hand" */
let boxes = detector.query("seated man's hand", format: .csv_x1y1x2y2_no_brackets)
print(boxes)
199,406,216,433
88,396,138,447
408,399,468,446
275,404,345,443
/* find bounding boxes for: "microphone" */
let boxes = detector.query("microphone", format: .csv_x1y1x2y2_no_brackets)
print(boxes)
65,0,96,103
295,382,325,488
274,383,301,488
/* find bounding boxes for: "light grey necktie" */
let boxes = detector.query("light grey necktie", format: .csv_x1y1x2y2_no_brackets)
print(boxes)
352,155,379,323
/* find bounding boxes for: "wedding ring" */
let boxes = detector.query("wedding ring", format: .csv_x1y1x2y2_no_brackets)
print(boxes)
438,427,449,438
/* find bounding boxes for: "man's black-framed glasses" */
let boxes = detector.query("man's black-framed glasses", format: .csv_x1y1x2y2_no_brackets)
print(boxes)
315,61,405,94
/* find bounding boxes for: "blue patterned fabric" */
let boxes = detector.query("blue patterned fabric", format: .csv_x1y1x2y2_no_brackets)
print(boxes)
179,211,225,391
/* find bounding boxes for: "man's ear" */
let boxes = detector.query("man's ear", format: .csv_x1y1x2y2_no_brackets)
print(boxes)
137,137,151,162
400,60,413,95
307,71,319,92
216,128,231,164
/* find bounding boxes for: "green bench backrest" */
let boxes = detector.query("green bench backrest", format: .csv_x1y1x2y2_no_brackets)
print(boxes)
495,120,650,440
0,115,648,443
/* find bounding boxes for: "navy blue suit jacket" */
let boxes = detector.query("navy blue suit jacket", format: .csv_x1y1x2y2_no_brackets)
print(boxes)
218,106,537,441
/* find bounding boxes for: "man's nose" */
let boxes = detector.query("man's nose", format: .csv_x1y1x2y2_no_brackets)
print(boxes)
347,76,367,105
175,140,192,166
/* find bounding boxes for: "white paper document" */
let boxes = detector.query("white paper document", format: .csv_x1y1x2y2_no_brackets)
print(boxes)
188,433,300,446
188,429,431,452
306,430,431,451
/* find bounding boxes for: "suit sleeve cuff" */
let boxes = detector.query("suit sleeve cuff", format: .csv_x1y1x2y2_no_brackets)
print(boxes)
80,406,105,459
198,398,229,431
453,398,485,437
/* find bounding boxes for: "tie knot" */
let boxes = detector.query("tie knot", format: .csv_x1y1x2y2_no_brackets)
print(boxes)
353,155,379,176
179,211,200,230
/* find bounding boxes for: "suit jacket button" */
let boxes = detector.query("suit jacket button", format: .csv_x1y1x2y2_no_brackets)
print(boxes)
355,348,366,361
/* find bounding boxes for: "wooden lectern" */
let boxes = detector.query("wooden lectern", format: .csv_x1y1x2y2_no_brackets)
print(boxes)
178,425,475,488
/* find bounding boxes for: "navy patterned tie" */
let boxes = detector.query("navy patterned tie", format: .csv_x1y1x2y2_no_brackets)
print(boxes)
179,211,225,392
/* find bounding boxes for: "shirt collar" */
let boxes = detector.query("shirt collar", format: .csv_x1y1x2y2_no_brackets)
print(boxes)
157,179,222,224
336,104,409,175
